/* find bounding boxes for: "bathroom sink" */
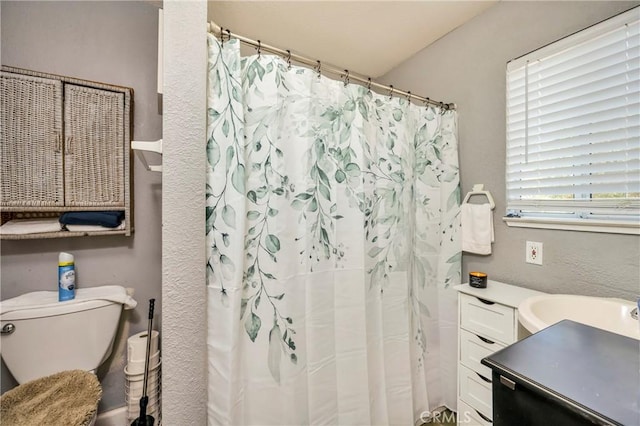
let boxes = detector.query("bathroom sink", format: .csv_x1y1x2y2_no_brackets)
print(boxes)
519,294,640,340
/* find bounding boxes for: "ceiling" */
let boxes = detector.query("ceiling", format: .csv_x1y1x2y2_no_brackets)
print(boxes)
207,1,498,78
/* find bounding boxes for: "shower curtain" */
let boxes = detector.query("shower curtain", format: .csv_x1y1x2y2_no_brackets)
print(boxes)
206,34,461,425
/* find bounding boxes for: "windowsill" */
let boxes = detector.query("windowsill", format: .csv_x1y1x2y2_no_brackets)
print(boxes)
503,216,640,235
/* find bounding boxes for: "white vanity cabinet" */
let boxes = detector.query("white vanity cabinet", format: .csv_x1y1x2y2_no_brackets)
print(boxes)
455,281,545,425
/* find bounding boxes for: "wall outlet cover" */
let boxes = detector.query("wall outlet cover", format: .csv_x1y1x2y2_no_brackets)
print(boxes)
526,241,543,265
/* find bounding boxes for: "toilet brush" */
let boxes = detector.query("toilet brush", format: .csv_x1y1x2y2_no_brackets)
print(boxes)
131,299,155,426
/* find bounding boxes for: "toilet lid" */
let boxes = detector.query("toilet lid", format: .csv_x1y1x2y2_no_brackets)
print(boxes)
0,369,101,426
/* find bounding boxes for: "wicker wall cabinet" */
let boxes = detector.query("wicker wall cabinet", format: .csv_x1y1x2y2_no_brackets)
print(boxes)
0,67,132,239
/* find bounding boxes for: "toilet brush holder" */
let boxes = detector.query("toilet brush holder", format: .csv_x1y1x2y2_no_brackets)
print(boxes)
131,298,156,426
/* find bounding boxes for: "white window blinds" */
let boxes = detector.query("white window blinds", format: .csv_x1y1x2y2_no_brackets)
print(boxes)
506,7,640,222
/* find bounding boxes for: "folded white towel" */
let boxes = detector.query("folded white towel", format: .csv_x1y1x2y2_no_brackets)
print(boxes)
0,219,62,235
0,285,137,316
461,203,494,255
64,221,126,232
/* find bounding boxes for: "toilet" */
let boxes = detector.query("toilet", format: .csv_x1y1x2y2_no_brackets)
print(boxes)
0,285,136,425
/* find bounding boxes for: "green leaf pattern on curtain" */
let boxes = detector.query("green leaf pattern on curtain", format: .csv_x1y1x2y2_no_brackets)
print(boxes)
206,36,461,384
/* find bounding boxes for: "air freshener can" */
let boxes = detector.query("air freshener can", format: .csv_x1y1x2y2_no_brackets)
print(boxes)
58,252,76,301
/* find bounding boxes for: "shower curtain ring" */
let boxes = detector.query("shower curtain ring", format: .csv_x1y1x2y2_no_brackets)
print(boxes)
424,97,430,109
367,78,372,93
388,85,394,99
221,28,230,47
406,91,411,101
286,50,292,70
343,70,350,87
315,60,321,79
257,40,261,58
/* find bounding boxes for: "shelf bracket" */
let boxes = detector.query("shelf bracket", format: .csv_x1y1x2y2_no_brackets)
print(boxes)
132,139,162,172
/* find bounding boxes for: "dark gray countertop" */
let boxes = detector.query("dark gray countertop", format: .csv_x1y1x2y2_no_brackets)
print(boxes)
482,320,640,426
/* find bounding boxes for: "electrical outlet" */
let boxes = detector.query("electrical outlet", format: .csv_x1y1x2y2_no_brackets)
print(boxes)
526,241,543,265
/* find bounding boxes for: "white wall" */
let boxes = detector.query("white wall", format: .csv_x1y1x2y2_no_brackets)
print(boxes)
382,1,640,299
0,1,162,412
161,1,207,424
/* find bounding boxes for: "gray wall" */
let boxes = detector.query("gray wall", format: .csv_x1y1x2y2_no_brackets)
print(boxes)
0,1,162,412
382,1,640,300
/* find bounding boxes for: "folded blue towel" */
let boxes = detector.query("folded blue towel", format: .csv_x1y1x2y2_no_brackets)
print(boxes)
59,211,124,228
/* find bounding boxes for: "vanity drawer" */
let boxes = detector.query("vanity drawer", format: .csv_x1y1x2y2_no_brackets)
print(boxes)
457,399,493,426
460,294,515,344
460,328,505,379
459,364,493,420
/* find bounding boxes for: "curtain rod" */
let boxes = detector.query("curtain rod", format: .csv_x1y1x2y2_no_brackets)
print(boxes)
207,21,456,111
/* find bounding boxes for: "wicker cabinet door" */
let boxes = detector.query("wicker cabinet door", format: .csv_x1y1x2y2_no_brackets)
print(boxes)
1,72,64,207
64,85,125,207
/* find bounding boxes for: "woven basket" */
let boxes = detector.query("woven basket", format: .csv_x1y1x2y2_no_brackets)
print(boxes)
0,66,133,239
64,84,125,207
0,72,64,207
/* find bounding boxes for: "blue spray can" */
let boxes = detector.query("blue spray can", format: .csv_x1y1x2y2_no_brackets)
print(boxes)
58,252,76,301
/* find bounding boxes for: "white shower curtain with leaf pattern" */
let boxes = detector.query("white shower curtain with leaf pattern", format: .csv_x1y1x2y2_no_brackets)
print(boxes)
206,35,461,425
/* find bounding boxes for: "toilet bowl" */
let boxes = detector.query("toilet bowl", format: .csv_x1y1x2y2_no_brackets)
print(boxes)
0,285,136,425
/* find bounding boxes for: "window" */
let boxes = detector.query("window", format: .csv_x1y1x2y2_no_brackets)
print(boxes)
505,7,639,234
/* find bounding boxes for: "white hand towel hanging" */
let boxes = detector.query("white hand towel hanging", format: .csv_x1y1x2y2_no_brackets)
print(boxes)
461,203,494,255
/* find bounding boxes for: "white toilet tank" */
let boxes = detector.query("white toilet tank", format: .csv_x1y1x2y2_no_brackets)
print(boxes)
0,287,132,384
